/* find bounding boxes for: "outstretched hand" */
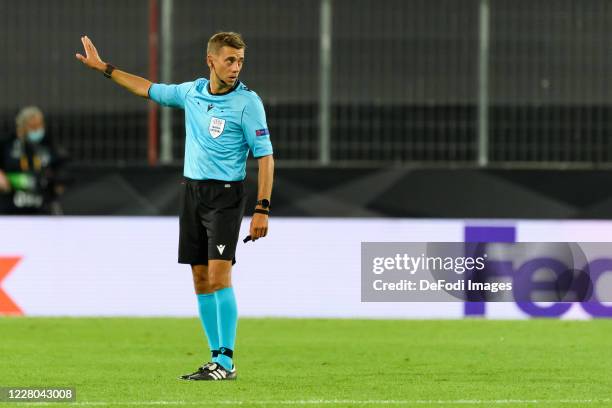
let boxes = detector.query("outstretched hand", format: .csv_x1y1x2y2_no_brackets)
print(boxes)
75,35,105,71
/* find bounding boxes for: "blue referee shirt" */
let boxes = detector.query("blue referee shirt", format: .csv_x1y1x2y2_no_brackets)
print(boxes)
149,78,273,181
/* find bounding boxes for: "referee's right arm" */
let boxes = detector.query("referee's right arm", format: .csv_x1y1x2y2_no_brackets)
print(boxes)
75,35,152,98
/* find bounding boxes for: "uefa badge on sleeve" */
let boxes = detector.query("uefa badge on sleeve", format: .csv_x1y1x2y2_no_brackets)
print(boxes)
209,117,226,138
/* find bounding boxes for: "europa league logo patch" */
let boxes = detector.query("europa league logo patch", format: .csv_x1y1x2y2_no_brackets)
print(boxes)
209,117,226,138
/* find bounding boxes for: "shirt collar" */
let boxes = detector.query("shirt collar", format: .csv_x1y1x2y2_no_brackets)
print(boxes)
207,79,241,96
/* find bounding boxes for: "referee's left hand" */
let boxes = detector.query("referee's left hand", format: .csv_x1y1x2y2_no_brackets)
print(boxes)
249,213,268,241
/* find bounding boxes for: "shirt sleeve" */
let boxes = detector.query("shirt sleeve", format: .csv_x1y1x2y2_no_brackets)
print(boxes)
242,96,274,158
148,81,194,109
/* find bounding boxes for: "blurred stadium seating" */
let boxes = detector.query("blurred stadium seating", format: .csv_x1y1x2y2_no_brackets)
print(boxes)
2,0,611,167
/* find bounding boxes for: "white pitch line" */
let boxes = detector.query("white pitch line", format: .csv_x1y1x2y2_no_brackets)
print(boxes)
21,399,612,406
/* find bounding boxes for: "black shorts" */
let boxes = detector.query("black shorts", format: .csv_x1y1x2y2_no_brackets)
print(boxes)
178,178,247,265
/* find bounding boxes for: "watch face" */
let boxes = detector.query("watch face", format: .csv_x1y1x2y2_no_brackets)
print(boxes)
260,199,270,208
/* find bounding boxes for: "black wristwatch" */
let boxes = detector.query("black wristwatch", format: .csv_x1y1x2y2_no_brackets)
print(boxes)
103,63,116,78
256,199,271,209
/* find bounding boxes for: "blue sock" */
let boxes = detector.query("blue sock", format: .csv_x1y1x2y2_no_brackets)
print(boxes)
215,287,238,370
197,293,220,363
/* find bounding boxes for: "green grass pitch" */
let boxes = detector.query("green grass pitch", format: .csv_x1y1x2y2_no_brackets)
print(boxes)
0,318,611,407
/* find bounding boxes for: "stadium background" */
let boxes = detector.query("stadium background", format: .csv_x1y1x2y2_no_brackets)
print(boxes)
3,0,612,218
2,0,612,316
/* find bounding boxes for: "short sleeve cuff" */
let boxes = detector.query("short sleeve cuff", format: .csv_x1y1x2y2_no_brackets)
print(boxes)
253,148,274,158
148,83,161,103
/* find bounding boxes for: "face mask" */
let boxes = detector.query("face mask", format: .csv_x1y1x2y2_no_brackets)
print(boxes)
26,128,45,143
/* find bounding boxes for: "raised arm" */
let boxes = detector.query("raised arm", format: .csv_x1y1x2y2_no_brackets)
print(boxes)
75,36,151,98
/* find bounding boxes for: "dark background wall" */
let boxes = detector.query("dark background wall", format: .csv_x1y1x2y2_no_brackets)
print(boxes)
2,1,612,218
28,166,611,219
2,0,611,165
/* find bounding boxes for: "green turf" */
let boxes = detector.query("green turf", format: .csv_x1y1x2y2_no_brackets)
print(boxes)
0,318,611,407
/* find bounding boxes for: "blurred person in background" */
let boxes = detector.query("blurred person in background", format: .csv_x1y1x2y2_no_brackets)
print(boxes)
0,106,68,215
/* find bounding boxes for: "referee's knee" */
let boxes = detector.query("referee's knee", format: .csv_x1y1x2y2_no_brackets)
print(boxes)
194,281,228,293
191,265,212,294
208,273,231,292
209,282,229,292
192,272,229,293
208,272,231,292
193,280,213,294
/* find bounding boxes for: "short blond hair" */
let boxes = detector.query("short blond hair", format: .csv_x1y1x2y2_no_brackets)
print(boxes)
15,106,43,132
207,32,246,55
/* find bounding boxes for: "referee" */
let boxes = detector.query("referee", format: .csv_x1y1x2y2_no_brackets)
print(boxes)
76,32,274,381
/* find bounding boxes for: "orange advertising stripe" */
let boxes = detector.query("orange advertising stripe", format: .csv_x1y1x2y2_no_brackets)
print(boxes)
0,257,23,315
